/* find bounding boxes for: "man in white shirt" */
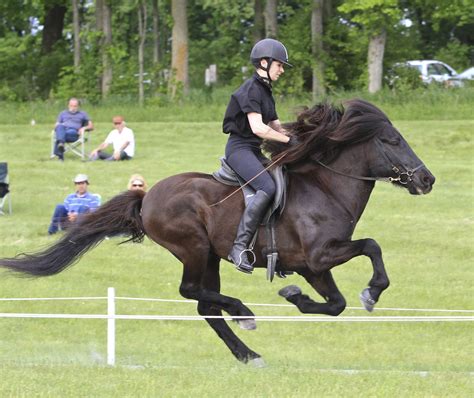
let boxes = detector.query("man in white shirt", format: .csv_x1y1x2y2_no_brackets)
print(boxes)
89,115,135,161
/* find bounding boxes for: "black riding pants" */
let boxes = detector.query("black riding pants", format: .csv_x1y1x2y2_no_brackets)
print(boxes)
225,138,276,198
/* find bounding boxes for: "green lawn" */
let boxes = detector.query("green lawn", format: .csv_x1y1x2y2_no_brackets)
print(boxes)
0,117,472,397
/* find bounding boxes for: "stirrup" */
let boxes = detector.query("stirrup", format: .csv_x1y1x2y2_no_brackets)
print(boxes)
231,249,256,274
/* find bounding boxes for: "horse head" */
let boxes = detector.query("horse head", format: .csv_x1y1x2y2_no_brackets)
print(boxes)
340,99,435,195
264,98,435,195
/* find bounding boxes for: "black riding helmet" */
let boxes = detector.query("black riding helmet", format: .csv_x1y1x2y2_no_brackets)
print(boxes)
250,38,292,82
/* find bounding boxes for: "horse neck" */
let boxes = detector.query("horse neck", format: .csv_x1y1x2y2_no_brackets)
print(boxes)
292,142,375,221
327,143,376,219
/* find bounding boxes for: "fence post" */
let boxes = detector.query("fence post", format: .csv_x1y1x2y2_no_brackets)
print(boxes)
107,287,116,366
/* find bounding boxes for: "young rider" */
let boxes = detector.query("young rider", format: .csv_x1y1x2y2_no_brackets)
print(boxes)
222,38,296,274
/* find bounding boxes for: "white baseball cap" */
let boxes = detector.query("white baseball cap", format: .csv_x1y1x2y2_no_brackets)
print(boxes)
73,174,89,184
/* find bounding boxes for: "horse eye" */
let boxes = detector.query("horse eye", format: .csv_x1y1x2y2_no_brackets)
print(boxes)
380,136,400,146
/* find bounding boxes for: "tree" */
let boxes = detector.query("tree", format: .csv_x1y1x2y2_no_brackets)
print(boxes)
253,0,265,42
170,0,189,98
311,0,325,100
41,1,67,55
138,0,147,106
101,0,113,98
339,0,401,93
152,0,160,65
367,27,386,93
72,0,80,71
264,0,278,38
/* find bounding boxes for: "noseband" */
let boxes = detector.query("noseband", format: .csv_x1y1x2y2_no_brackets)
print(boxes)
316,138,425,184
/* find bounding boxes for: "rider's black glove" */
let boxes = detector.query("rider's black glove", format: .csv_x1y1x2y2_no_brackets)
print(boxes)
288,135,299,146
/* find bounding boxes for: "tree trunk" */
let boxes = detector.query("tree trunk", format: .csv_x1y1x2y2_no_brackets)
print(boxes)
367,28,386,93
138,1,147,106
152,0,160,65
95,0,103,31
311,0,325,101
41,3,66,54
72,0,80,71
264,0,278,39
101,0,113,98
95,0,103,95
253,0,264,43
170,0,189,99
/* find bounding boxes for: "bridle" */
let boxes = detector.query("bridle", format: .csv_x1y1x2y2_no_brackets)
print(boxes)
315,138,425,185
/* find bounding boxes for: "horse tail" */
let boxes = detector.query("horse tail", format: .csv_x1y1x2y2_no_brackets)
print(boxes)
0,190,146,277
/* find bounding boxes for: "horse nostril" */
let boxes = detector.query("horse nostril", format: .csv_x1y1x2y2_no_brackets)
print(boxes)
422,173,435,186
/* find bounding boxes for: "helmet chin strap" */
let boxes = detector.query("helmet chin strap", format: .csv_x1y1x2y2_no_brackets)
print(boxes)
259,58,274,85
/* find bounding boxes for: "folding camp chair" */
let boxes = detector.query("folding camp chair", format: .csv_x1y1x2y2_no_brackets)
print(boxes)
0,162,12,215
50,129,90,161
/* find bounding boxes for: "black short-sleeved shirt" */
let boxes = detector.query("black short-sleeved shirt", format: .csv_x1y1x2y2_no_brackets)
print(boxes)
222,73,278,145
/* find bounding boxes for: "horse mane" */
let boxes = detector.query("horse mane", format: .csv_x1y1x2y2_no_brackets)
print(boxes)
263,98,393,165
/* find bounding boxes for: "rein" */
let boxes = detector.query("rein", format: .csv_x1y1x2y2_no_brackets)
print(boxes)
211,136,425,208
316,138,425,185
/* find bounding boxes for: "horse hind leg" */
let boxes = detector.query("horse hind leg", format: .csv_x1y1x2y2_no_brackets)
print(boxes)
180,253,263,365
279,270,346,316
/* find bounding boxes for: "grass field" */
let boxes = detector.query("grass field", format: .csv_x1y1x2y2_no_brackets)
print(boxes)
0,110,473,396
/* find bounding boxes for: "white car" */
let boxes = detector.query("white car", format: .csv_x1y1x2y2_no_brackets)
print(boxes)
405,60,463,87
457,67,474,80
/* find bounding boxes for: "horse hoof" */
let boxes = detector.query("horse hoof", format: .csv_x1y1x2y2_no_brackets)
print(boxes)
359,288,376,312
238,319,257,330
248,357,266,368
278,285,302,299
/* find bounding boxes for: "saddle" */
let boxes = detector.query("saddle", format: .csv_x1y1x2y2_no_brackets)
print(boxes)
212,157,291,281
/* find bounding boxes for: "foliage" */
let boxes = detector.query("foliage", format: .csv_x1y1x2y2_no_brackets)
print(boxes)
338,0,402,34
385,63,425,93
400,0,474,59
0,0,472,101
434,38,472,72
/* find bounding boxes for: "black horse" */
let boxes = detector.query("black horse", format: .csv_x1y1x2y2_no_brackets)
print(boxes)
0,99,435,365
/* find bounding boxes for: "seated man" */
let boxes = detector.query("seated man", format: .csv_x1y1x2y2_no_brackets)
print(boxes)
54,97,93,161
89,115,135,161
47,174,101,235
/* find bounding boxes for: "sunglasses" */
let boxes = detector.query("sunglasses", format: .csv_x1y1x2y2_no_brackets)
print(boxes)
132,184,144,187
113,122,122,125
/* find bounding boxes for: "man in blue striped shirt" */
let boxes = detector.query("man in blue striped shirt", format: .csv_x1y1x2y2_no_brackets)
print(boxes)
47,174,101,235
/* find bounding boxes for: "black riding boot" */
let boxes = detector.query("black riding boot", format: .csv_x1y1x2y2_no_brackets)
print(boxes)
228,190,271,274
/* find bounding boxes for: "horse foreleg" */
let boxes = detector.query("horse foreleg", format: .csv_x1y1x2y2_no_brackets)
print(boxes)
197,300,263,365
316,238,389,311
280,238,389,313
180,254,262,365
279,270,346,316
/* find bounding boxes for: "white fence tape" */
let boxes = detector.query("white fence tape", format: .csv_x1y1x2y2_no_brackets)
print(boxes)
0,287,473,366
2,295,473,313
